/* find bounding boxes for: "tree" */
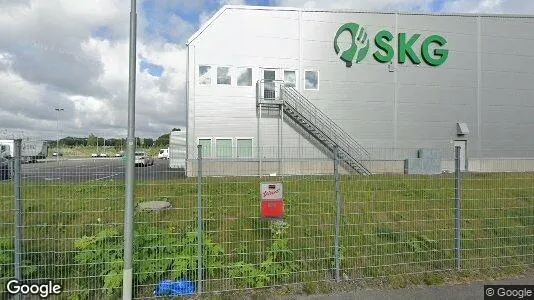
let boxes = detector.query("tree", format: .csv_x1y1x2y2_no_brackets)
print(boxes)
155,133,170,147
87,134,97,146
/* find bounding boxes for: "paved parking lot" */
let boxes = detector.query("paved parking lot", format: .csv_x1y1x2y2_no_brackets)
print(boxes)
18,157,185,182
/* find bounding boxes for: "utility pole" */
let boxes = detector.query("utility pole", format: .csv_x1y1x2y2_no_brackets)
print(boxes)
54,108,64,162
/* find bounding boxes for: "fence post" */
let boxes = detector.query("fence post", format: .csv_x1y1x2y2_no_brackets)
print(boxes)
333,145,342,282
454,146,462,271
197,145,203,295
13,139,22,300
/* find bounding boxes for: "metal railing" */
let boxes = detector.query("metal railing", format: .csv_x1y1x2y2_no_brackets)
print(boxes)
256,80,371,174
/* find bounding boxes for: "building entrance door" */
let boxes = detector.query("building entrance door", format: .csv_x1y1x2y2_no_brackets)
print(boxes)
262,69,277,100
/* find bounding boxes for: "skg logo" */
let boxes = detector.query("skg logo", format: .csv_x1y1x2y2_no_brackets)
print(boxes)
334,22,449,67
334,23,370,67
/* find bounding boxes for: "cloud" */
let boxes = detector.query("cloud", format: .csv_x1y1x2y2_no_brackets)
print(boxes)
273,0,436,11
441,0,534,13
1,0,534,141
0,0,188,139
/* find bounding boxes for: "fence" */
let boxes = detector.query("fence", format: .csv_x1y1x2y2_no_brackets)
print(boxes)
0,140,533,299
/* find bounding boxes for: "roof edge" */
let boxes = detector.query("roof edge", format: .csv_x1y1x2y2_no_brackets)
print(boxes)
186,5,534,45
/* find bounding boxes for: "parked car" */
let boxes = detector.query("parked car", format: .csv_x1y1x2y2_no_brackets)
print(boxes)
0,157,10,180
115,151,124,157
91,153,98,158
158,148,169,159
99,153,108,157
134,151,154,167
52,152,63,157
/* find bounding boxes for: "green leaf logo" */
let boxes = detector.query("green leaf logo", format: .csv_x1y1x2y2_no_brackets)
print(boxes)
334,23,370,67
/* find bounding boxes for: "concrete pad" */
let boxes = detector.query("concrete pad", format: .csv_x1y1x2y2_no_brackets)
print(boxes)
137,200,172,211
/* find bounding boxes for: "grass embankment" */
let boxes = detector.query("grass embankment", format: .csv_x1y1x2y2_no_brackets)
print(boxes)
0,173,533,298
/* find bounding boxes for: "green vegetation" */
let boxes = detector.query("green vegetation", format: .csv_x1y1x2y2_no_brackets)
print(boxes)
0,172,533,298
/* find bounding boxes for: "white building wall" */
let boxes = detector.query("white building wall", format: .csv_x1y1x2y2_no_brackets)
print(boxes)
186,6,534,174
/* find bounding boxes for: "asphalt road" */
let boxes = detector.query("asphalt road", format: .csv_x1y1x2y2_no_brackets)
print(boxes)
19,157,185,182
291,275,534,300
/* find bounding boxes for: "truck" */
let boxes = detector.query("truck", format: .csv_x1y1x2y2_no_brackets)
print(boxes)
169,130,186,170
158,148,169,159
0,139,49,163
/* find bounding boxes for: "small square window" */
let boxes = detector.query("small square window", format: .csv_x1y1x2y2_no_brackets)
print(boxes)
199,66,211,85
198,139,212,157
237,68,252,86
236,139,253,158
216,139,232,158
284,70,296,87
305,70,318,90
217,67,231,85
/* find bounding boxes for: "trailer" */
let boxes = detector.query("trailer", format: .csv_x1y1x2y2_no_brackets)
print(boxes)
0,139,48,163
169,131,186,170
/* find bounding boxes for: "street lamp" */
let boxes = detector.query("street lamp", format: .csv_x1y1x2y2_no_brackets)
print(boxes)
54,108,64,162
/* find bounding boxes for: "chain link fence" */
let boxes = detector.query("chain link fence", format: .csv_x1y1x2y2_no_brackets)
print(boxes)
0,140,533,299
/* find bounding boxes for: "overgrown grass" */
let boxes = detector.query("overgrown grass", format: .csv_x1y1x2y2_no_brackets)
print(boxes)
0,172,533,298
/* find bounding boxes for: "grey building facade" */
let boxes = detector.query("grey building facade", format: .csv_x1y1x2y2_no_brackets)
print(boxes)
185,5,534,176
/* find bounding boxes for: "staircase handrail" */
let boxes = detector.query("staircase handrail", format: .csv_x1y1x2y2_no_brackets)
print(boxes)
280,85,370,159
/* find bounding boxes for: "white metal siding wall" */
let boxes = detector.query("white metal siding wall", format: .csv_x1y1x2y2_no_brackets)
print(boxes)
188,7,534,161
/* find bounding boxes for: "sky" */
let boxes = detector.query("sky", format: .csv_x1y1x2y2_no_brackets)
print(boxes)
1,0,533,140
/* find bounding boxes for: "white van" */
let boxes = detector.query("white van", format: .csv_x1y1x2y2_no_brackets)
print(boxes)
158,148,169,159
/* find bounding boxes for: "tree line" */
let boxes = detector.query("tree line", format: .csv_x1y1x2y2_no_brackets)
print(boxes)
51,128,181,148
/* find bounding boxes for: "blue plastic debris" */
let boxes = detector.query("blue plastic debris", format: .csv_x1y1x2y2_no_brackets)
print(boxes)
154,279,195,296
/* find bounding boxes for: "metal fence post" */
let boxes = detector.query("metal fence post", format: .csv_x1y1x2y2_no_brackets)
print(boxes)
333,145,342,282
197,145,203,295
13,139,22,300
122,0,137,298
454,146,462,271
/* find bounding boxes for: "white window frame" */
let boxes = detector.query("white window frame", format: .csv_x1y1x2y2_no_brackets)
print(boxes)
284,70,298,89
235,137,254,158
214,137,234,158
236,67,253,87
304,70,319,91
197,137,213,158
216,66,232,86
198,65,212,85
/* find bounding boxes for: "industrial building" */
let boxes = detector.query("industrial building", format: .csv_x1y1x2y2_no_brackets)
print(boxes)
184,5,534,176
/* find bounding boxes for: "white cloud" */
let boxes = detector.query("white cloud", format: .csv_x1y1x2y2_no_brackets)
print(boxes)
1,0,534,140
441,0,534,13
274,0,435,11
0,0,187,139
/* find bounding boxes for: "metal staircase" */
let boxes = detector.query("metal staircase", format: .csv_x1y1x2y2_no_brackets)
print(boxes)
257,80,371,175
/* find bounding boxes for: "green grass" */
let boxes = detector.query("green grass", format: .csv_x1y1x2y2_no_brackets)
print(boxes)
0,172,533,298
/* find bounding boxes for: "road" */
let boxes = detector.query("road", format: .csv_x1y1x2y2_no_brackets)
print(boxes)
290,275,534,300
19,157,185,182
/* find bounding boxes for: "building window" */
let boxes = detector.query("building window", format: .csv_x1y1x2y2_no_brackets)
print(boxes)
217,67,231,85
198,138,212,157
199,65,211,85
237,67,252,86
216,138,233,158
236,138,253,158
305,70,319,90
284,70,296,87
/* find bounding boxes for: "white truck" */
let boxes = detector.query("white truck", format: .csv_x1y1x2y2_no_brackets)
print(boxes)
169,130,186,169
157,148,169,159
0,139,48,163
